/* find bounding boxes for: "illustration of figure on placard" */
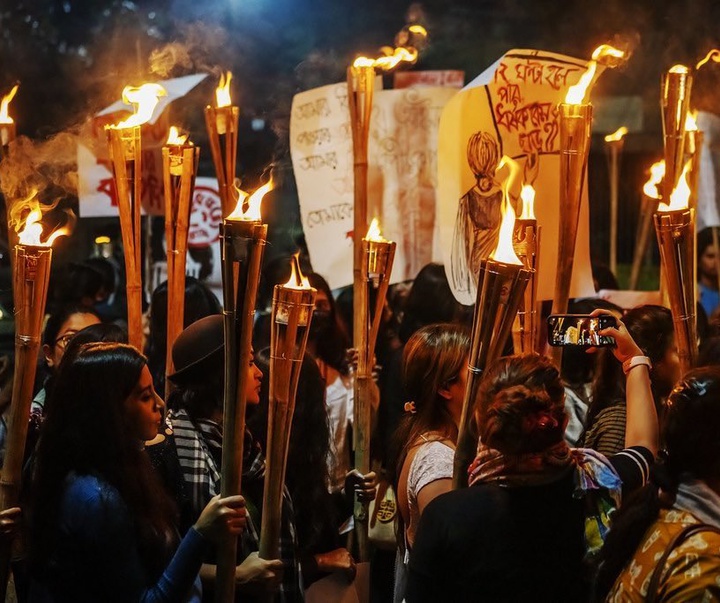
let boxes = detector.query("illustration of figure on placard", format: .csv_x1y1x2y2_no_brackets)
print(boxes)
450,130,503,294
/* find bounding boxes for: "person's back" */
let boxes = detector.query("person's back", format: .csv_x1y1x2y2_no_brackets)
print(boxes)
408,467,587,602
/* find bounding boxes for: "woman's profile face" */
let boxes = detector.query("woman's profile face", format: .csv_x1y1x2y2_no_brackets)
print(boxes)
244,351,263,406
123,365,164,442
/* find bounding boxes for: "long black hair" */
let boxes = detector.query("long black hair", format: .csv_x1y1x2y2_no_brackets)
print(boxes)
595,367,720,597
30,343,177,580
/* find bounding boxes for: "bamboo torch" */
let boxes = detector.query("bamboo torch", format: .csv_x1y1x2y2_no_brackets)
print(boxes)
348,34,421,562
654,162,697,374
661,65,692,203
0,200,69,596
205,72,240,218
453,157,532,489
162,127,199,399
512,184,540,353
685,112,702,211
259,256,317,561
216,180,271,602
604,127,628,275
106,83,166,350
0,85,18,160
549,46,621,367
629,161,665,290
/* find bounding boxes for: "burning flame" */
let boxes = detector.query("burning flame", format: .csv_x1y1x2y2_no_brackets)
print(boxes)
604,126,628,142
490,156,522,265
226,178,273,221
365,217,388,242
565,44,625,105
283,254,311,290
643,161,665,200
658,161,691,212
0,85,19,125
216,71,233,108
12,194,71,247
166,126,189,146
353,47,418,71
696,50,720,70
669,64,690,75
519,184,536,220
685,111,698,132
408,25,428,37
112,83,167,129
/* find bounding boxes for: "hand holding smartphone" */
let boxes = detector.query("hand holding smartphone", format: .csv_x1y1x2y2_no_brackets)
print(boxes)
547,314,618,347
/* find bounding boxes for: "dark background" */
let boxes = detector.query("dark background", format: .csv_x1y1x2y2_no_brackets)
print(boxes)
1,0,719,282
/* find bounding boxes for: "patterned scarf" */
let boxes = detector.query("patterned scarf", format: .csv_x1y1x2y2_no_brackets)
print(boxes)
167,408,223,518
468,442,622,558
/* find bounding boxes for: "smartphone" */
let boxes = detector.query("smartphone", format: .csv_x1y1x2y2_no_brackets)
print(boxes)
547,314,617,347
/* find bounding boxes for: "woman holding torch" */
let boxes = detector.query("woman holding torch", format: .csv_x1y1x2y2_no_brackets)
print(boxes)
27,342,246,601
163,315,296,601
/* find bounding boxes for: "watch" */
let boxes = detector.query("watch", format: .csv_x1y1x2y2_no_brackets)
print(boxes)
622,355,652,375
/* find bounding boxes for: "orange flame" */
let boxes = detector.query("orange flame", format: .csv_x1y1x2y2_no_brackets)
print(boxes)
353,46,418,71
226,178,273,221
658,161,691,211
166,126,189,146
111,83,167,129
490,156,522,265
604,126,628,142
669,64,690,75
12,194,71,247
565,44,625,105
365,217,388,242
643,161,665,200
282,253,311,290
216,71,233,108
0,85,19,125
685,111,698,132
519,184,536,220
696,50,720,70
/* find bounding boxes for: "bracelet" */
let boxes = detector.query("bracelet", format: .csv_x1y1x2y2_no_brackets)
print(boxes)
622,355,652,375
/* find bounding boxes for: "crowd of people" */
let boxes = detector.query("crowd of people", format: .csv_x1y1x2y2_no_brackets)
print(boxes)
0,231,717,601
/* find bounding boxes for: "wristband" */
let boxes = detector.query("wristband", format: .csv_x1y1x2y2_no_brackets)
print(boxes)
622,355,652,375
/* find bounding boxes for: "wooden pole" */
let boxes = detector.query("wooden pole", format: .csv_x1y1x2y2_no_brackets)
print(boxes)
106,126,144,350
629,195,658,290
162,144,199,399
347,64,374,562
204,105,240,218
0,244,52,598
607,140,622,275
550,103,592,368
215,218,267,602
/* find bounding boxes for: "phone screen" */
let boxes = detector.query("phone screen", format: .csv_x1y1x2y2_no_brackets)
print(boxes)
547,314,616,347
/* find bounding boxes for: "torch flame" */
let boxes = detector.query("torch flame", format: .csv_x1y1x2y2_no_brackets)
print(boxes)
226,178,273,221
604,126,628,142
365,217,388,242
643,161,666,200
283,253,312,290
13,194,71,247
669,64,690,74
519,184,536,220
685,111,698,132
166,126,189,146
353,46,418,71
696,50,720,70
490,156,522,265
408,25,428,37
0,84,19,125
112,83,167,129
216,71,233,108
565,44,625,105
658,161,691,212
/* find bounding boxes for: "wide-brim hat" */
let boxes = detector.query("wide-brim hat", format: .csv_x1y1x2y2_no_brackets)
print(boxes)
168,314,224,385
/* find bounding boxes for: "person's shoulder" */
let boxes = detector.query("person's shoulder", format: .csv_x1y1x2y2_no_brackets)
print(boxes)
62,474,125,515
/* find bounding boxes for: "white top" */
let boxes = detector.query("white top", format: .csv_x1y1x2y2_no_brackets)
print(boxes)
406,440,454,549
325,373,354,493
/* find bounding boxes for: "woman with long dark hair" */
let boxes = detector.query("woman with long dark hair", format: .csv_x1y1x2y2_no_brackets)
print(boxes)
28,342,245,602
596,367,720,600
406,313,658,602
389,323,470,601
584,305,680,455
